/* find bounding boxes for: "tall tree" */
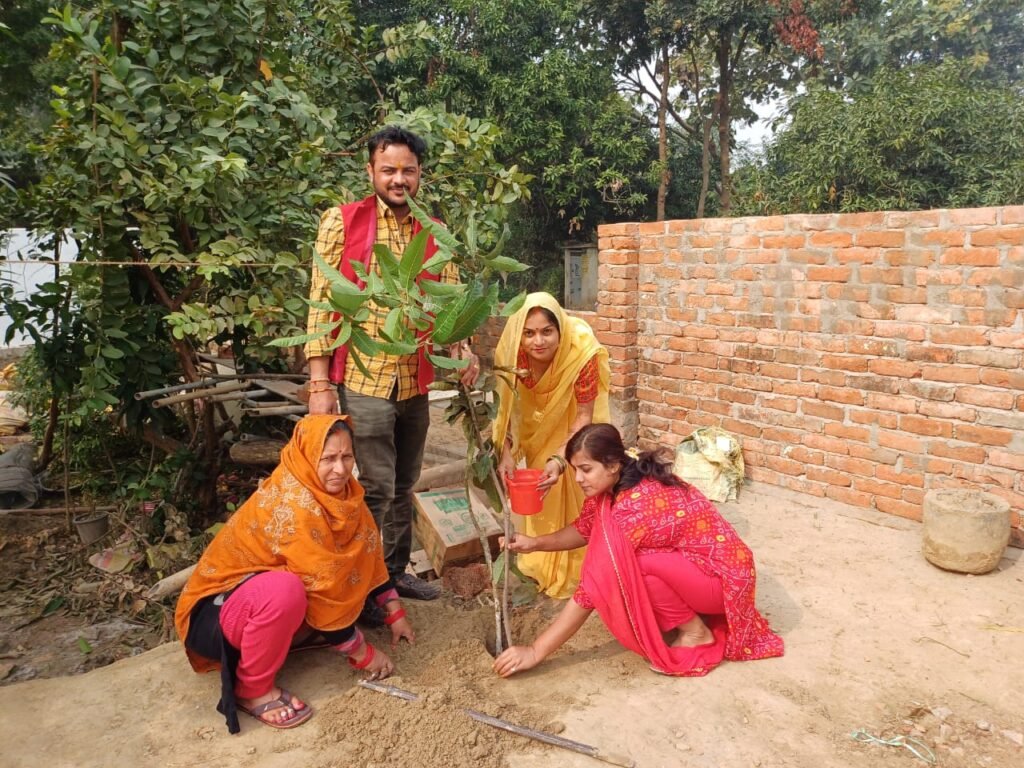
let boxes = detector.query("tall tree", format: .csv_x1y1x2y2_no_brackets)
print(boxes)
591,0,828,216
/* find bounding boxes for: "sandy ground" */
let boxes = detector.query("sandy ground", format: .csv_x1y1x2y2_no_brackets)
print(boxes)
2,480,1022,768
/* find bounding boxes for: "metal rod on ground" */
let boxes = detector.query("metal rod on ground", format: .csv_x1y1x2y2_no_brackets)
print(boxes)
208,373,308,380
356,680,636,768
135,377,218,400
153,381,250,407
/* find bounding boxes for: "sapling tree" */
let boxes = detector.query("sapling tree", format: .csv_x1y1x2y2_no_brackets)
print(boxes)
273,193,533,654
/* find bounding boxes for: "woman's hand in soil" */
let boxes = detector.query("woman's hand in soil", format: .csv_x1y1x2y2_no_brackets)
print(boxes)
503,533,538,554
389,616,415,647
361,645,395,680
493,645,539,678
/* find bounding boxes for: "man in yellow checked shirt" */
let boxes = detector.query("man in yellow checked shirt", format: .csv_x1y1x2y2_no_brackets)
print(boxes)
305,126,479,618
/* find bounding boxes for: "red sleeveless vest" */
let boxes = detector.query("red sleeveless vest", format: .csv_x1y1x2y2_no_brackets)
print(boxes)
327,196,442,395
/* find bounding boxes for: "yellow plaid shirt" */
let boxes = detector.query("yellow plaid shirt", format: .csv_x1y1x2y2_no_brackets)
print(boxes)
305,196,458,400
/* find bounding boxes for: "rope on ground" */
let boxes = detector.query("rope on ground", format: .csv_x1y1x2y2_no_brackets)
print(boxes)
850,730,936,764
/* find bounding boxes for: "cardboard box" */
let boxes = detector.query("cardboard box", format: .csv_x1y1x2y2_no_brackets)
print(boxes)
413,486,503,575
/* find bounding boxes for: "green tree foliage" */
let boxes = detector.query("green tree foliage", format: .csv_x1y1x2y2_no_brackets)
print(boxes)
353,0,657,290
817,0,1024,88
4,0,528,512
589,0,829,216
733,62,1024,214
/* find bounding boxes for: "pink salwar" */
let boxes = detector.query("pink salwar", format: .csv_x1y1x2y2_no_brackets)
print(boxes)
638,551,724,631
218,571,307,698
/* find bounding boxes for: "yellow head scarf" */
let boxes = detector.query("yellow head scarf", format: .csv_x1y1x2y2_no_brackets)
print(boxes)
491,292,610,597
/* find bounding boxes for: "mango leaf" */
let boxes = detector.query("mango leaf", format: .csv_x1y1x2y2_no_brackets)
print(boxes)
42,596,65,616
426,352,470,370
399,230,429,290
484,255,530,274
430,288,469,345
407,195,460,252
313,251,366,314
440,281,498,345
421,247,454,275
373,244,401,296
500,291,528,317
420,280,462,298
491,550,506,584
77,636,93,655
266,322,339,347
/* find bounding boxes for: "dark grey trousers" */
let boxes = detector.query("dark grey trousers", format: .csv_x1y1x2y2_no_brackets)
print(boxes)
340,386,430,579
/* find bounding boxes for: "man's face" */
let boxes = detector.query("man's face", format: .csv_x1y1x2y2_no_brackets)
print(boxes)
367,142,421,211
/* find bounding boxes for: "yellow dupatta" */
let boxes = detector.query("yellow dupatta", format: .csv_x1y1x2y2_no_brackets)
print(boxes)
493,292,610,597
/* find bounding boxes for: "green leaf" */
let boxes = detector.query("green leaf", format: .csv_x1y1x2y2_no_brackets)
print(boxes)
77,637,93,655
491,550,506,584
407,196,460,252
500,292,528,317
399,230,429,290
437,281,498,346
313,251,367,314
42,596,65,616
421,247,454,276
420,280,462,298
485,255,530,274
426,352,470,370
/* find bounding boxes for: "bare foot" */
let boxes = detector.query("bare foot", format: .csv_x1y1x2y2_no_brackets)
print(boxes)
237,687,308,726
670,616,714,648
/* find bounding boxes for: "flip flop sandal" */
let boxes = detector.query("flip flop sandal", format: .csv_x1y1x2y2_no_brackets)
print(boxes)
239,688,314,730
289,632,331,653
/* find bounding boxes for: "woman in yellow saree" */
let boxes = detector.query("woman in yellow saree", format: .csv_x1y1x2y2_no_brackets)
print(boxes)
493,292,610,598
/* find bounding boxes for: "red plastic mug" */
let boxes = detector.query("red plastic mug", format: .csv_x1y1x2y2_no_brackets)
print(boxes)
506,468,544,516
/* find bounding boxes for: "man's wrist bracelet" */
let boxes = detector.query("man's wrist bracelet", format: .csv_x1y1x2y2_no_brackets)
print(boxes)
307,380,334,394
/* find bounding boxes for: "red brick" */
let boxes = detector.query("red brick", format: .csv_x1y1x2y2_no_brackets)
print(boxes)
875,466,925,488
886,286,928,304
846,338,900,356
758,362,800,380
956,348,1022,369
877,431,925,453
854,478,904,499
894,305,954,324
809,231,852,247
875,497,923,521
905,345,955,363
802,401,845,421
827,453,876,475
927,441,987,464
900,414,953,437
849,409,898,428
874,322,927,341
949,208,998,225
966,227,1024,244
825,486,873,507
987,450,1024,472
855,230,906,247
778,476,828,497
807,467,852,486
719,418,762,437
819,386,865,405
955,424,1014,446
865,393,918,413
846,375,901,395
772,381,818,398
918,401,976,422
761,396,799,413
920,230,965,246
990,331,1024,349
867,359,921,378
824,423,871,442
821,355,869,372
762,426,803,444
764,455,805,476
787,446,824,465
921,365,980,384
835,247,882,264
929,327,989,345
902,488,926,505
850,444,900,465
801,434,849,454
806,266,853,282
939,247,1000,266
802,368,846,386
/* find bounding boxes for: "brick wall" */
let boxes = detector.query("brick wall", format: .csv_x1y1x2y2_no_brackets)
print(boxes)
596,206,1024,546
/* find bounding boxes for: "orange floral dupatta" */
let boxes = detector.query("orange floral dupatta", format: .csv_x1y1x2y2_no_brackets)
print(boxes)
174,415,388,672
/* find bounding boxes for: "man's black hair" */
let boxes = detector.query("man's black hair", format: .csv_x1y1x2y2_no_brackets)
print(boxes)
367,125,427,164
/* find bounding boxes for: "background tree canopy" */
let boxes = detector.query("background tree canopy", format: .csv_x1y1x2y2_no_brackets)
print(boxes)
0,0,1022,514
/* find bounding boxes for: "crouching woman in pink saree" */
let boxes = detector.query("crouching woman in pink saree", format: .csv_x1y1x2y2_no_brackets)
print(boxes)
493,423,783,678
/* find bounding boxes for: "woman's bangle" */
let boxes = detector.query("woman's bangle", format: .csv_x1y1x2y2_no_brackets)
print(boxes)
384,607,407,626
307,379,334,394
348,642,376,669
547,454,567,474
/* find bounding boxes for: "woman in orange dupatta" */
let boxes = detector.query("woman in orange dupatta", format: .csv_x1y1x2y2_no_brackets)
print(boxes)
494,424,783,679
175,415,414,733
492,292,610,598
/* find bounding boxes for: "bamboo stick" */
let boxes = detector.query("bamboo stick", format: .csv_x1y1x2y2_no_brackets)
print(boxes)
153,381,250,407
135,377,218,400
